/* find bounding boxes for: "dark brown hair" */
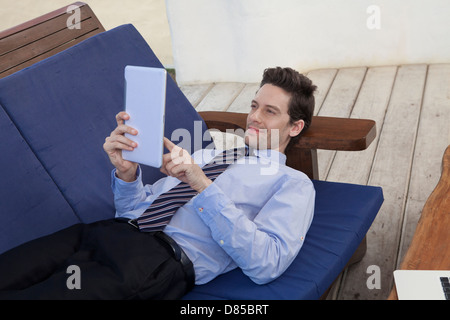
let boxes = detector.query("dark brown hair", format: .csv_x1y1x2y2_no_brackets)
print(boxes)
260,67,317,151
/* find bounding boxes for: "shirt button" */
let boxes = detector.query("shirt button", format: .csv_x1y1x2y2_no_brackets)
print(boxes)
198,207,203,213
219,240,224,245
300,236,304,241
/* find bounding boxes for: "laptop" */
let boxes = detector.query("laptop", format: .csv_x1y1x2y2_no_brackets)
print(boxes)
393,270,450,300
122,66,167,168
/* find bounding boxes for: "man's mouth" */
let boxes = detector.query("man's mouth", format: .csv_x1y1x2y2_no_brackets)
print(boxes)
246,126,262,135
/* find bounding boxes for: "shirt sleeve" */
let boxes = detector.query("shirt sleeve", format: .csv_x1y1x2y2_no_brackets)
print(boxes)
193,176,315,285
111,166,152,218
110,149,214,220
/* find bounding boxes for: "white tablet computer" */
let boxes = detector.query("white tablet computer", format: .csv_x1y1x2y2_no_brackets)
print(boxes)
122,66,167,168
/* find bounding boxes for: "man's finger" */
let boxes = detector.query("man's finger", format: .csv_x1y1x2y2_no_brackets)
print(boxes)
164,138,187,162
163,137,177,152
172,148,192,165
112,124,138,136
116,111,130,126
169,163,188,177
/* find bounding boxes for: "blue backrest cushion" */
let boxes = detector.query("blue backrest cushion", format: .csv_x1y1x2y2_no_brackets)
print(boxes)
0,106,80,254
0,24,210,224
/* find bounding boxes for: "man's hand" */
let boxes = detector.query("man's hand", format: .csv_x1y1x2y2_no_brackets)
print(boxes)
161,138,212,193
103,112,139,182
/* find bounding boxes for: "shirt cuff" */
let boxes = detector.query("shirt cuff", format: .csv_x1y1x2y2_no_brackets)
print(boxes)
111,166,142,197
192,183,234,234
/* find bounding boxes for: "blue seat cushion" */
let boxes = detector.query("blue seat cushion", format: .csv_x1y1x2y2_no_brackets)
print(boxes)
0,106,80,254
0,24,210,225
183,180,383,300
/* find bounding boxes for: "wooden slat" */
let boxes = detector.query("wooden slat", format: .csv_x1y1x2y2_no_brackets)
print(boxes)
325,66,397,299
316,67,367,179
327,66,397,184
196,83,245,111
179,83,213,108
1,2,95,55
397,64,450,264
227,83,259,113
0,1,87,40
305,68,338,116
337,64,428,300
223,69,339,115
0,2,104,78
0,18,100,73
1,30,100,77
317,67,367,117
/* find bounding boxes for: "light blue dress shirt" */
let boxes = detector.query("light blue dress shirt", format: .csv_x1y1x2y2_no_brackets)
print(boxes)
111,148,315,285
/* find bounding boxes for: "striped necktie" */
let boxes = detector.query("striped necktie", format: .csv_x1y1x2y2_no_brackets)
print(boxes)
137,147,247,232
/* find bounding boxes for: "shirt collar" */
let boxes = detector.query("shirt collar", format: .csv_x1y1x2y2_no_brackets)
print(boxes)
247,147,287,165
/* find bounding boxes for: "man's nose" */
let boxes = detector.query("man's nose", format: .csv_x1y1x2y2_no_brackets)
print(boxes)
249,108,262,123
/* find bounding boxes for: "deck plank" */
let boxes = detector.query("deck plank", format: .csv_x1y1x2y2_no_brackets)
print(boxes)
179,83,213,108
196,82,245,111
305,68,338,115
338,64,428,300
323,66,396,299
227,83,259,113
315,67,367,180
326,66,397,184
397,64,450,265
326,66,396,299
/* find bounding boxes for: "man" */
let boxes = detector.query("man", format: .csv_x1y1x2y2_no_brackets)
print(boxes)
0,67,316,299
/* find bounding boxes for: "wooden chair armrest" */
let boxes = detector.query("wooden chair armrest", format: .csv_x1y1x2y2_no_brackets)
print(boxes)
199,111,377,178
388,145,450,300
199,111,376,151
297,116,376,151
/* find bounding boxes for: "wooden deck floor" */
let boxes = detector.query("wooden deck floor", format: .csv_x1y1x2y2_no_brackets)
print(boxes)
179,63,450,300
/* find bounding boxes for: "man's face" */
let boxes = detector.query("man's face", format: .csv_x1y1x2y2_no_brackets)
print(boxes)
245,84,304,153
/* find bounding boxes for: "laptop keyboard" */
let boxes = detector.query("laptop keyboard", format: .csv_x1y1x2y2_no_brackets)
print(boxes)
440,277,450,300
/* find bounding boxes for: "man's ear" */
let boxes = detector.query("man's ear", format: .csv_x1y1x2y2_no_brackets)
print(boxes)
289,119,305,138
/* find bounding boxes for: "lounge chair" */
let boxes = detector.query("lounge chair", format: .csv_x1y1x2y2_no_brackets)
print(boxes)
0,2,383,299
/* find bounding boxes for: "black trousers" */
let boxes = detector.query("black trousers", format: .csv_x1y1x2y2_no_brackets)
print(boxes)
0,219,194,300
